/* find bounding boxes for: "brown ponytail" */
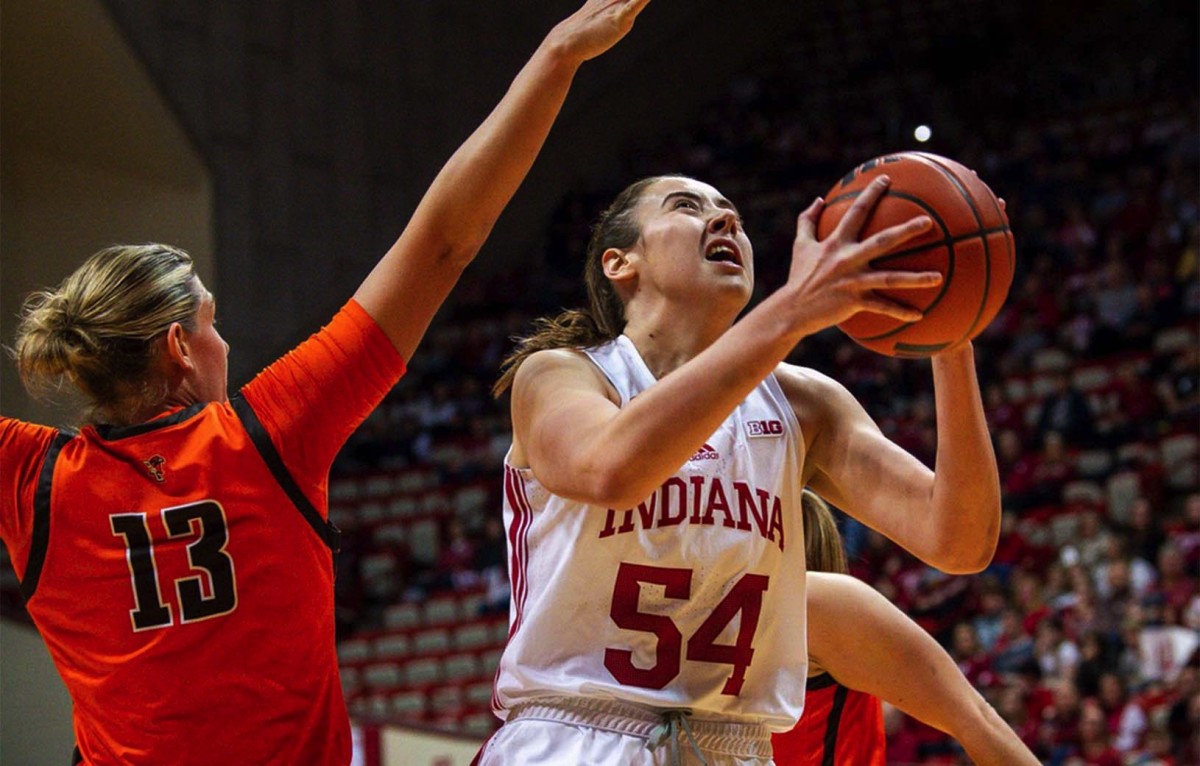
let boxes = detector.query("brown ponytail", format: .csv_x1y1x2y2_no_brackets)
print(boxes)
802,489,849,575
492,175,685,397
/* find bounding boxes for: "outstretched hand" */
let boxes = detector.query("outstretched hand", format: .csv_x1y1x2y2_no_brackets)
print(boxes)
785,176,940,336
353,0,651,361
547,0,653,63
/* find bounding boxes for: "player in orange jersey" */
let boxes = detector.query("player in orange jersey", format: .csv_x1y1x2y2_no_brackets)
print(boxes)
0,2,651,764
774,490,888,766
774,490,1039,766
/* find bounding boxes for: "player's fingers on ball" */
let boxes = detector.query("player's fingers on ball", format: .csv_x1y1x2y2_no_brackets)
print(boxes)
834,176,890,240
795,198,823,241
860,295,924,323
857,215,933,258
860,270,943,292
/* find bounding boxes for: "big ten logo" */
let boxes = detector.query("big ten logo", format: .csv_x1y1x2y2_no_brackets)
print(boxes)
745,419,783,438
836,154,905,190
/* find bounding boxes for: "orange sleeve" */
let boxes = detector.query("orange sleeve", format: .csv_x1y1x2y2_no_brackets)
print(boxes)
0,416,58,578
240,300,406,503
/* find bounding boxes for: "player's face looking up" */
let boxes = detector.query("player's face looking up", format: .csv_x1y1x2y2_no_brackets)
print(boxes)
604,177,754,312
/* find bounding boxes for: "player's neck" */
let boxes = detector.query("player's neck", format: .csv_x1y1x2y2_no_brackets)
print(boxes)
623,313,729,379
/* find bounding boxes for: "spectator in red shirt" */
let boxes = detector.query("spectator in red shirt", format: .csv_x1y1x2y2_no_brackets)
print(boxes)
1067,699,1123,766
952,621,997,689
1097,671,1148,753
1154,542,1198,622
429,518,478,593
998,428,1041,510
1013,569,1054,636
996,682,1041,749
1038,678,1083,759
1107,360,1164,443
1167,492,1200,569
992,511,1041,574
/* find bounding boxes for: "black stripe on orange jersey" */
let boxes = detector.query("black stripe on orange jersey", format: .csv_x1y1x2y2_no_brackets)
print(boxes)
21,429,76,602
230,395,341,555
92,403,206,440
821,683,850,766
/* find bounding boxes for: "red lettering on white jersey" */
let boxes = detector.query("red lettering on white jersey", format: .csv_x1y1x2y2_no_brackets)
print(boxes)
745,420,784,438
598,475,785,551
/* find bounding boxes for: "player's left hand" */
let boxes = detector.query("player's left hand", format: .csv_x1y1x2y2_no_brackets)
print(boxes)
547,0,653,63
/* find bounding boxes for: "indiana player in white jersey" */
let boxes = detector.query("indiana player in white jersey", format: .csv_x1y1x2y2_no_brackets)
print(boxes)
498,336,807,727
482,174,1002,765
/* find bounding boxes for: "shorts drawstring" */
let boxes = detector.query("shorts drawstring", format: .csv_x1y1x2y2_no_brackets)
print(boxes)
645,709,709,766
502,697,772,761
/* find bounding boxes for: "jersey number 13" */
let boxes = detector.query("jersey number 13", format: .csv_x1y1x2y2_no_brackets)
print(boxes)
110,500,238,631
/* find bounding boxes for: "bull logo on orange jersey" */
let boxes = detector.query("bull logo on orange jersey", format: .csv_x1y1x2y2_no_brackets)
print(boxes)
144,455,167,482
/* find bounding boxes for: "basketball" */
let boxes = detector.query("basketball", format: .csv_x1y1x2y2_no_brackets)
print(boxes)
816,152,1015,358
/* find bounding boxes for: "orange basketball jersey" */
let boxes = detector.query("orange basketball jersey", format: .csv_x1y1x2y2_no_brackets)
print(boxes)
771,673,886,766
1,301,404,766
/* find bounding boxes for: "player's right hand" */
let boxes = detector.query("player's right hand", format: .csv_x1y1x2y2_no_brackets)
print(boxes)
784,176,940,337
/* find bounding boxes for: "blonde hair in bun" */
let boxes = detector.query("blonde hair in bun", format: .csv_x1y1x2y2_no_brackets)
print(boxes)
13,244,198,424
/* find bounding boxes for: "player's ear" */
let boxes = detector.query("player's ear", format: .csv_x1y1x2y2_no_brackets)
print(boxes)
602,247,637,285
164,323,195,372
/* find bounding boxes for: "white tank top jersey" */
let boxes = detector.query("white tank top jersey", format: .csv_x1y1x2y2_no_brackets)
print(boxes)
494,335,809,731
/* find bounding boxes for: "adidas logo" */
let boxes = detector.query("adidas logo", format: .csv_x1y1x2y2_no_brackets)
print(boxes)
688,443,720,462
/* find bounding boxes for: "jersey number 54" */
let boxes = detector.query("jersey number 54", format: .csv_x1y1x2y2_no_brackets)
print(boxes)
605,562,768,696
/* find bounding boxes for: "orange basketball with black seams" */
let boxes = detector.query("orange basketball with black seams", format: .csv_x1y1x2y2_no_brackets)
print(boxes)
816,152,1015,358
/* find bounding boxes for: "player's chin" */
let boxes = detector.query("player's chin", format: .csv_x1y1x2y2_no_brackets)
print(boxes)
710,277,754,310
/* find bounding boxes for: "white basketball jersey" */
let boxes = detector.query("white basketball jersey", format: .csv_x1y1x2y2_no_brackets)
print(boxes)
493,335,809,731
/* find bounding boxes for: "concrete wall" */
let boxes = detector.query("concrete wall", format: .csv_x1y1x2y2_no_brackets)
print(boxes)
0,0,213,425
0,620,74,765
95,0,811,386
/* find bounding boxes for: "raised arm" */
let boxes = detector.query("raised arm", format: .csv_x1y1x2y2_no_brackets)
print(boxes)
354,0,652,360
806,573,1039,766
789,347,1000,574
511,179,938,509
